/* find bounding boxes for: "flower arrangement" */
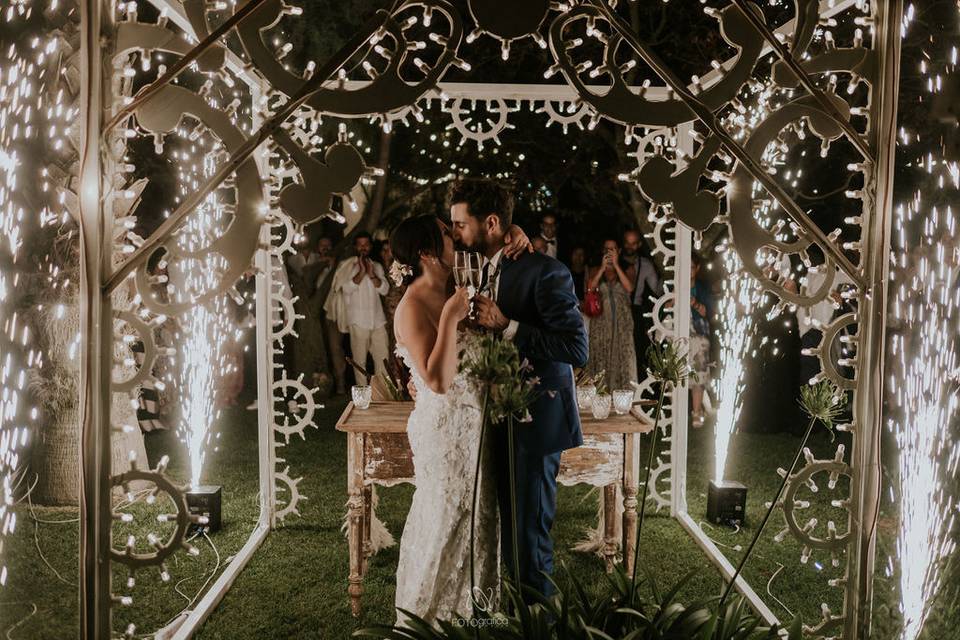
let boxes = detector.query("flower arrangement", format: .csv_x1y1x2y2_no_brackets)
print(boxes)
717,378,846,609
459,332,540,423
630,339,694,597
388,261,413,286
378,353,412,401
458,332,540,611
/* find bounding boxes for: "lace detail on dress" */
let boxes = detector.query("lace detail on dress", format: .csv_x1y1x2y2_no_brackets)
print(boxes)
393,339,500,625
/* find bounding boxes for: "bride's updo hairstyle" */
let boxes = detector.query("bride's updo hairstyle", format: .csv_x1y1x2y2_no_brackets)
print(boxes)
389,215,445,285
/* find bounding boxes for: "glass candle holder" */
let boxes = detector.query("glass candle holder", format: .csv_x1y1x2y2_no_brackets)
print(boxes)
576,384,596,412
591,393,612,420
613,389,634,415
352,384,372,410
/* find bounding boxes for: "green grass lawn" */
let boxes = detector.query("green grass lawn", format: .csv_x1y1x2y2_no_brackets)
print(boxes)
2,395,957,638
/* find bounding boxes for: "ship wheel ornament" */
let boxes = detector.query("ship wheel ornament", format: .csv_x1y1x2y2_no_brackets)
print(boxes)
466,0,556,59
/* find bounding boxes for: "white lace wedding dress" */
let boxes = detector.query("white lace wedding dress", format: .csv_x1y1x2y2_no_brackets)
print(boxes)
394,340,500,626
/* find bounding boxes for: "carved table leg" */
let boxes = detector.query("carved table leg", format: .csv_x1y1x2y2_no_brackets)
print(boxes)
362,485,373,575
347,432,365,617
602,483,618,573
622,432,640,575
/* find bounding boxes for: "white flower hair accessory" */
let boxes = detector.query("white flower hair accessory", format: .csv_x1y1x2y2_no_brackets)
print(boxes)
389,261,413,286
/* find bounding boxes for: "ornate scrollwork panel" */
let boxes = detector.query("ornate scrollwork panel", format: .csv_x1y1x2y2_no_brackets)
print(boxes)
131,84,265,316
726,94,854,306
227,0,464,118
547,3,765,128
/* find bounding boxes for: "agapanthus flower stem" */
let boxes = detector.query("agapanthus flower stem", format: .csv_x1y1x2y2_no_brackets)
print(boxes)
469,387,490,621
507,416,521,592
630,383,667,602
717,415,817,610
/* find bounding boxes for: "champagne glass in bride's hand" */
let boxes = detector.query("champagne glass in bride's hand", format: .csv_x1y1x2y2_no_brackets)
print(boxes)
454,250,469,288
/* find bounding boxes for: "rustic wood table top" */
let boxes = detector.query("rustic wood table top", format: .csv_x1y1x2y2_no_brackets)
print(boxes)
335,401,654,434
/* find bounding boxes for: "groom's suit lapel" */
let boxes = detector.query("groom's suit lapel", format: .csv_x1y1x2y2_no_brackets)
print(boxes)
497,256,521,316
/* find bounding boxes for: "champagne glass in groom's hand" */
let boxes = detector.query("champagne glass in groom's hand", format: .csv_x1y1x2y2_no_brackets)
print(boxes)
455,251,483,321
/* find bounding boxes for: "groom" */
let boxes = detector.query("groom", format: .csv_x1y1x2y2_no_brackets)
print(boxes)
448,178,588,601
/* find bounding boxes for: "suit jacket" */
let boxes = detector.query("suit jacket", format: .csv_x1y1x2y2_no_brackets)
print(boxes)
496,251,588,456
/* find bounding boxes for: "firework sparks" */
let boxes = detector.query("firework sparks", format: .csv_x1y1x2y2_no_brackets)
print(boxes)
890,202,960,640
172,135,242,489
712,249,763,483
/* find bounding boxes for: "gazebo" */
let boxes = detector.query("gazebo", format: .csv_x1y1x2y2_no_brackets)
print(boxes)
2,0,905,638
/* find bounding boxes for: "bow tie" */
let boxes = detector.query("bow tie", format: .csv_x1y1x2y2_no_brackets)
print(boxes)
543,238,556,245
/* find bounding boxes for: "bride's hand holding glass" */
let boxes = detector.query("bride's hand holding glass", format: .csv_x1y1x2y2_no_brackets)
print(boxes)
443,286,471,323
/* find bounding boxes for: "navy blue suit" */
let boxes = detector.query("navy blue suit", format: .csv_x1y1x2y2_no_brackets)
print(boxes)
492,251,588,600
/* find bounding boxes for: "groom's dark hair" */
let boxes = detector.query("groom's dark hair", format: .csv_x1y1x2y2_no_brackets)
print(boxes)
446,178,514,228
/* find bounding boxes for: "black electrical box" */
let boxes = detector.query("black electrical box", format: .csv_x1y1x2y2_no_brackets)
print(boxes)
707,479,747,526
186,485,222,532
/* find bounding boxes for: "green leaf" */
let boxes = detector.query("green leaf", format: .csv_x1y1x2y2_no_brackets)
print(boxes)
787,615,804,640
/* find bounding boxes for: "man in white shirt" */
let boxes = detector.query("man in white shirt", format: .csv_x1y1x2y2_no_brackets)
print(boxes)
330,232,390,379
536,213,559,260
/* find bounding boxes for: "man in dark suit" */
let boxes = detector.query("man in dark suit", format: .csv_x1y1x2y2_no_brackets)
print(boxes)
448,178,588,600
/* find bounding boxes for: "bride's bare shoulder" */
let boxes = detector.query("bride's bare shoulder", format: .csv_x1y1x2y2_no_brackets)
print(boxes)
395,286,427,319
394,286,433,342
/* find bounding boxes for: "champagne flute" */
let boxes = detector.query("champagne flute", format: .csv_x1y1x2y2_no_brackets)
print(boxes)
465,252,483,321
453,251,468,288
466,252,483,295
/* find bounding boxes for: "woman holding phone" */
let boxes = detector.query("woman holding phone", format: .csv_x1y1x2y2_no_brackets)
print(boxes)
584,238,638,391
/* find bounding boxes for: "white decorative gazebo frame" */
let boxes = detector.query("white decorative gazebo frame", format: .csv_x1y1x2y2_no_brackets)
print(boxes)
71,0,901,637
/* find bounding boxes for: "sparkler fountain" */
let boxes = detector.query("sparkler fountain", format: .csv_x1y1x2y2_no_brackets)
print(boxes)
712,249,763,485
889,203,960,640
888,4,960,636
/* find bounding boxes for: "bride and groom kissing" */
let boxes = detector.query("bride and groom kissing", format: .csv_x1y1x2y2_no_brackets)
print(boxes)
389,178,588,625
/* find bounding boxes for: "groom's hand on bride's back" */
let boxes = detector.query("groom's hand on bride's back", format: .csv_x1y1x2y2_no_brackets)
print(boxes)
475,295,510,332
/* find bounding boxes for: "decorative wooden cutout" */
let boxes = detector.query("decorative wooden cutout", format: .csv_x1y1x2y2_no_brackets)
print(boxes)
131,84,265,316
274,133,367,225
547,2,765,127
638,136,723,232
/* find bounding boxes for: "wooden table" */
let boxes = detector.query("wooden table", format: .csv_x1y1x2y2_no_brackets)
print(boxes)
336,401,653,617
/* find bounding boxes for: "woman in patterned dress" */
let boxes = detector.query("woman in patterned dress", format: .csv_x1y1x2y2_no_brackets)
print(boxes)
584,238,638,391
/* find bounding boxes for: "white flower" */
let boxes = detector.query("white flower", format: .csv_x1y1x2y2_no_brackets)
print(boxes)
389,261,413,286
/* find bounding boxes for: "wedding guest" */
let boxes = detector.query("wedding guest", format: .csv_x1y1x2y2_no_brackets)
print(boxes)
621,229,662,376
532,236,549,255
536,213,559,259
689,252,713,427
584,238,638,391
313,236,336,290
307,235,346,395
287,238,318,279
380,238,406,352
328,232,390,379
569,246,588,303
283,238,329,390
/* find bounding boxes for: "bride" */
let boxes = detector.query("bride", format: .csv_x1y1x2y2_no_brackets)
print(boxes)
388,214,530,625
